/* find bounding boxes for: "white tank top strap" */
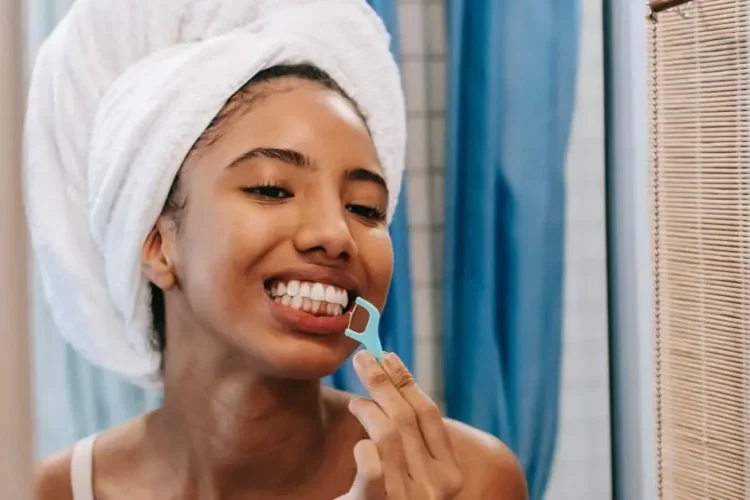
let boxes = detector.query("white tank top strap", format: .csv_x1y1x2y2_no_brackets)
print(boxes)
70,433,98,500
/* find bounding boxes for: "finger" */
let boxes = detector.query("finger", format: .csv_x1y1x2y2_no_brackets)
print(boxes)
353,351,431,472
349,440,386,499
349,397,409,498
382,352,455,461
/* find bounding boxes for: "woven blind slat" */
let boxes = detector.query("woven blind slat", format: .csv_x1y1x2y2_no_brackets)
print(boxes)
649,1,750,498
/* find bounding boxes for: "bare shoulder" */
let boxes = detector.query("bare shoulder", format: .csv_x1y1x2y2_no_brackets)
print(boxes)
444,418,528,500
34,414,151,500
34,448,74,500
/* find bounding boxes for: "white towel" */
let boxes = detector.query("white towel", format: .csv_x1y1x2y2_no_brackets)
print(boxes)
23,0,406,387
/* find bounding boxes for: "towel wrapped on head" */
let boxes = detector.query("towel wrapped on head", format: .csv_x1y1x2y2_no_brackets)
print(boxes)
23,0,406,387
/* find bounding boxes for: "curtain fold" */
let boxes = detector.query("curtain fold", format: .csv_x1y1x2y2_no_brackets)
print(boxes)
442,0,579,497
326,0,414,395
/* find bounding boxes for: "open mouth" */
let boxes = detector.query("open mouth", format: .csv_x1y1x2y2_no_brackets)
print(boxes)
265,279,356,317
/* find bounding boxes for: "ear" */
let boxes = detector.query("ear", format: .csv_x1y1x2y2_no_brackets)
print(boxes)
142,217,177,291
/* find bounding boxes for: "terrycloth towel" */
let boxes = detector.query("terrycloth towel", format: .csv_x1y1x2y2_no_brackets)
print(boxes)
23,0,406,387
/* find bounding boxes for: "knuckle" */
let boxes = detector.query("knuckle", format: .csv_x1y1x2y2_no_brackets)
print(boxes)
424,488,443,500
414,467,464,500
349,397,375,414
415,400,442,420
391,367,416,390
422,483,447,500
392,408,418,429
368,370,391,388
442,467,464,495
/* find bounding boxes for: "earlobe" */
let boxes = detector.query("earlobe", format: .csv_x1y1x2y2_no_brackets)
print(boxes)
142,220,176,291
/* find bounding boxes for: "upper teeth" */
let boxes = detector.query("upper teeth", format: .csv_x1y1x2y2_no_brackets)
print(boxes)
268,280,349,315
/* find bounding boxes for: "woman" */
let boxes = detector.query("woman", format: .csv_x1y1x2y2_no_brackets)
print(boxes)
27,1,526,499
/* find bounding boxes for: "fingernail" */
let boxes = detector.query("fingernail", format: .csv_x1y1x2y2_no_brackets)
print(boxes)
348,396,361,411
353,350,370,367
383,352,395,367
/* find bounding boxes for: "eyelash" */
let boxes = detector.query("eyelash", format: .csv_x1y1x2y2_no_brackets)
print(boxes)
242,183,386,222
242,182,292,199
347,204,386,222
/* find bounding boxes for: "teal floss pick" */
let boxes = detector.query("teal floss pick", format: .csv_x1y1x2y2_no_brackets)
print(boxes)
344,297,384,362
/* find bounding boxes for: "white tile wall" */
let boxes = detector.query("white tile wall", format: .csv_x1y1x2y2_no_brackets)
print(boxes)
545,0,612,497
397,0,612,498
398,0,447,408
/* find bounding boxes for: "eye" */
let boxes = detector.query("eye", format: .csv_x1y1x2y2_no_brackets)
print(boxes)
347,204,386,222
242,183,293,200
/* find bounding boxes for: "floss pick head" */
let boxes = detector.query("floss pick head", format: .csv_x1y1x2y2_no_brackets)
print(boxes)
344,296,384,362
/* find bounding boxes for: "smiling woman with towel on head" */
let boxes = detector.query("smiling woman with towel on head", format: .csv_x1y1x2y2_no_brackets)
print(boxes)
25,1,526,498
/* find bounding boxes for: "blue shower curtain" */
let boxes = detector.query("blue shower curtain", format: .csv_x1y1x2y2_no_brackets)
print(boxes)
326,0,414,395
442,0,579,498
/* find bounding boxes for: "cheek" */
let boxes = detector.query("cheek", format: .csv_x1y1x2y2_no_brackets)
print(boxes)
360,227,394,309
175,199,283,319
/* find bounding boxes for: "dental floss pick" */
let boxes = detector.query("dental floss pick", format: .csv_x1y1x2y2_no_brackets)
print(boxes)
344,297,384,363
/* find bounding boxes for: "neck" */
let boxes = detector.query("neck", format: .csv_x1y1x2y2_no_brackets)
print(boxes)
150,324,331,498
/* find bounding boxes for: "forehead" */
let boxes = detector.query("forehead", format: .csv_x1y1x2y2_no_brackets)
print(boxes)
190,80,381,172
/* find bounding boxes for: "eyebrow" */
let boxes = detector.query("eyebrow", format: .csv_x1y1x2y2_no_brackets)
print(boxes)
226,147,389,194
347,167,388,194
226,147,312,169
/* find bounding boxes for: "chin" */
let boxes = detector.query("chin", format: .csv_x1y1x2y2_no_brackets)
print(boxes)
243,330,357,380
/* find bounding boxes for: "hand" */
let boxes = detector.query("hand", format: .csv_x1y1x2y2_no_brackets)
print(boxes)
336,351,464,499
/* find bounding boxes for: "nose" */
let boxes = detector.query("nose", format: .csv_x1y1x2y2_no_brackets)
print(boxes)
293,192,359,263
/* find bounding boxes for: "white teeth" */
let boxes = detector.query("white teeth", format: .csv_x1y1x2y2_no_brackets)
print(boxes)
290,295,303,309
324,286,338,304
269,280,350,315
310,283,326,301
287,280,300,297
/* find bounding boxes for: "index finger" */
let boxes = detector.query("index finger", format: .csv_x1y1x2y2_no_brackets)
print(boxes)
381,352,456,461
353,350,423,433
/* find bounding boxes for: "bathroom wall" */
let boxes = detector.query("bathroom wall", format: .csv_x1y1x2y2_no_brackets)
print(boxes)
544,0,612,497
396,0,612,498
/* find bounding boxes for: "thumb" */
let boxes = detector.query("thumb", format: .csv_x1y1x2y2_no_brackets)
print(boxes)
337,440,385,499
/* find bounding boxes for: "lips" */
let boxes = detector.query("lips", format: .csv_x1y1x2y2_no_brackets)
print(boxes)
264,276,358,335
267,298,351,335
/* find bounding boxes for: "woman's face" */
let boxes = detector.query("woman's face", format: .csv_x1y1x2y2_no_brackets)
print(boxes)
156,79,393,379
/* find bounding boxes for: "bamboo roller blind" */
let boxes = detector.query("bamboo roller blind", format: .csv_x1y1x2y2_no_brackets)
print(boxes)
648,1,750,498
